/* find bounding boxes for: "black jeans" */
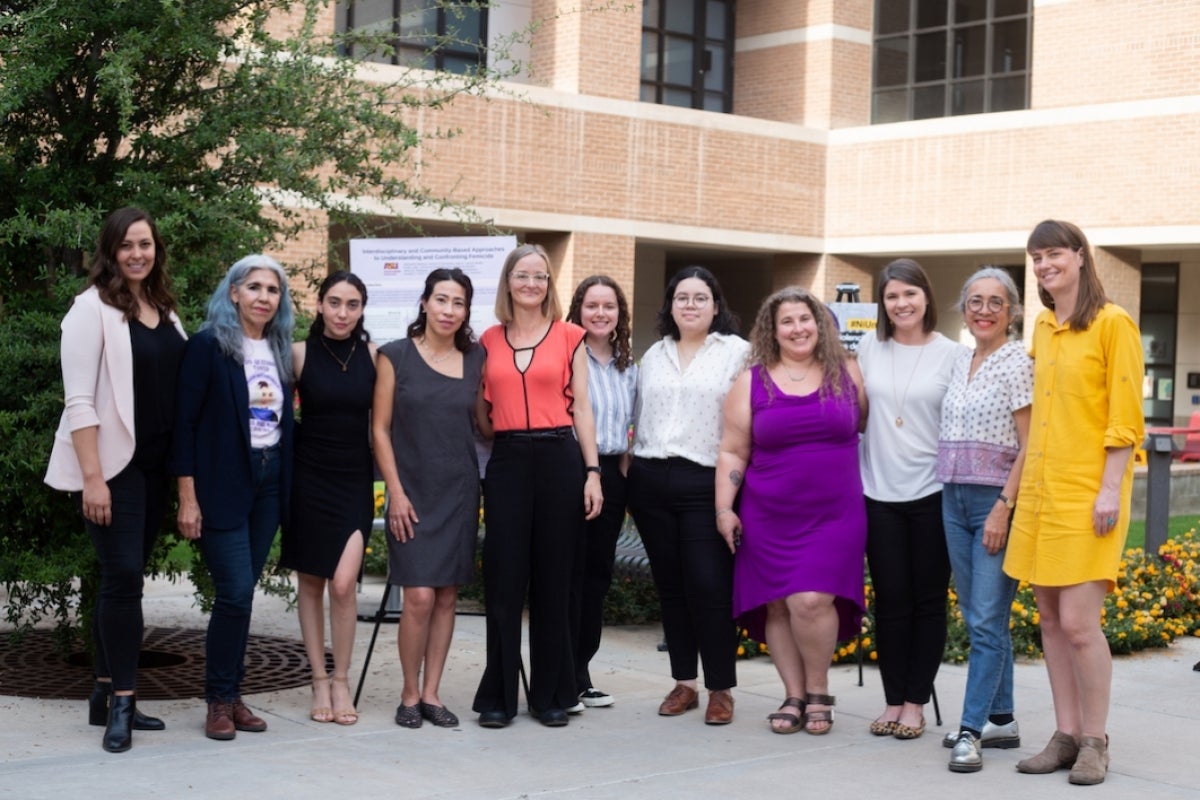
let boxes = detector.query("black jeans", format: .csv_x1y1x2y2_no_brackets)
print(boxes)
865,493,950,706
627,456,736,691
570,453,627,693
81,463,168,692
474,434,584,717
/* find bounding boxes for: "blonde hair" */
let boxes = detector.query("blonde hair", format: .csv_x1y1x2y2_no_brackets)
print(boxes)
494,243,562,323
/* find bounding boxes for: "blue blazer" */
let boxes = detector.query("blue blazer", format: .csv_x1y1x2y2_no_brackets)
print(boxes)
170,328,293,532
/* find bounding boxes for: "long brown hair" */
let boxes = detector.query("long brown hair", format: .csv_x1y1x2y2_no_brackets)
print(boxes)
1027,219,1108,330
86,207,176,321
749,287,850,400
567,274,633,371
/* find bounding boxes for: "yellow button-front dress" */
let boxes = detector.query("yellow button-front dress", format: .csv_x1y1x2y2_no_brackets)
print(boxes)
1004,303,1145,589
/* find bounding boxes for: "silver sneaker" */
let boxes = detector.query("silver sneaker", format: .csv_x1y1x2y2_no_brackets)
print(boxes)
942,719,1020,749
949,731,983,773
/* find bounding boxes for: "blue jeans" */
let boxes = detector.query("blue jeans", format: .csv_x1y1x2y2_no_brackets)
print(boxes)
199,446,281,702
942,483,1018,731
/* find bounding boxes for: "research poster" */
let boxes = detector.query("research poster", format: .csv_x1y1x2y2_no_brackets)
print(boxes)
349,235,516,344
827,302,877,353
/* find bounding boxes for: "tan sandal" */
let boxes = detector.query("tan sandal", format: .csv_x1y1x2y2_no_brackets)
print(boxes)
309,677,333,723
869,718,898,736
330,677,359,726
804,693,835,735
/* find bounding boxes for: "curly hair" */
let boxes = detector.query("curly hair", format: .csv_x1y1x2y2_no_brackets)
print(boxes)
566,274,633,371
749,287,850,400
86,206,177,321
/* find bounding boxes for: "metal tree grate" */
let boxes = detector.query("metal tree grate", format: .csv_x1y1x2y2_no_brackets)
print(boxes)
0,626,315,700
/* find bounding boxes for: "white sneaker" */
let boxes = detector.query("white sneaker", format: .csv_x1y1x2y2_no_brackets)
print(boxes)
949,731,983,773
942,719,1021,749
566,701,585,714
579,688,615,708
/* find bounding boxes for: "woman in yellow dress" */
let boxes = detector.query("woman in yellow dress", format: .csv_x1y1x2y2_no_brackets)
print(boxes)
1003,220,1144,786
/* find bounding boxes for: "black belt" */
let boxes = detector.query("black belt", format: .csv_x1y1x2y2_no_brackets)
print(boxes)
494,426,573,441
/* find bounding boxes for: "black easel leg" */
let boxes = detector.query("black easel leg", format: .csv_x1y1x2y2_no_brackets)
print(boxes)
354,583,395,708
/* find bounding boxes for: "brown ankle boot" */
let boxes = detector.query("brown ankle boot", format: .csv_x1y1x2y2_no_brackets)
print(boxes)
1016,730,1079,773
1068,735,1110,785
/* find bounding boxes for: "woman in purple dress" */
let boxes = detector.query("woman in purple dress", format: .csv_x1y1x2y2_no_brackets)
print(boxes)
716,287,867,735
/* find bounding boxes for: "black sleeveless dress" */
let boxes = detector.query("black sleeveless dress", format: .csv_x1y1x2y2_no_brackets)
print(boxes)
281,335,376,578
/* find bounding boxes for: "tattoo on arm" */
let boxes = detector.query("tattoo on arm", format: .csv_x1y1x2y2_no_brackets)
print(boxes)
729,470,742,487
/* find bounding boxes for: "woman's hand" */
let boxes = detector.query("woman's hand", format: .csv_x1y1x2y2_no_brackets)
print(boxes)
583,472,603,520
716,509,741,554
982,503,1010,555
1093,485,1121,537
177,497,202,540
81,476,112,527
388,492,419,542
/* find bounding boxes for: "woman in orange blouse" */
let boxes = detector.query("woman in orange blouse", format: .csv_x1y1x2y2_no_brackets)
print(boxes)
472,243,603,729
1004,220,1144,785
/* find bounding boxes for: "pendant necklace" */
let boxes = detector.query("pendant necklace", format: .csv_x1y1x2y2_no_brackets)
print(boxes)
784,360,814,382
320,335,356,373
420,337,455,364
890,340,927,427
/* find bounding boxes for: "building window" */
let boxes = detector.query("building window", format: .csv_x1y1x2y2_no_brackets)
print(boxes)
641,0,735,113
872,0,1030,123
336,1,487,75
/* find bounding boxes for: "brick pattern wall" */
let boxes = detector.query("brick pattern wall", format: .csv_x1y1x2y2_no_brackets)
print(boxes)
1033,0,1200,108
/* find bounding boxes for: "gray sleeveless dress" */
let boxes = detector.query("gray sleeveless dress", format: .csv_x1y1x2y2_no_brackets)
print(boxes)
381,338,484,586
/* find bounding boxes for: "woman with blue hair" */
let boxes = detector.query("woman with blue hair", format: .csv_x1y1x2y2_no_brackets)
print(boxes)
171,254,295,741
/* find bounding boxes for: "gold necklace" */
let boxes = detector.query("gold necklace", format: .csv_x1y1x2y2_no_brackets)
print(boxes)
420,337,455,363
890,340,927,427
783,359,815,382
320,335,356,372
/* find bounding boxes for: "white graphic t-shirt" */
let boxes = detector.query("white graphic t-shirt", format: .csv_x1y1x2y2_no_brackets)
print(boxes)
243,336,283,448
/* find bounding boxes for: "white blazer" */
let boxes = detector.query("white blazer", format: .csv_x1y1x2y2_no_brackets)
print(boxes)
44,286,187,491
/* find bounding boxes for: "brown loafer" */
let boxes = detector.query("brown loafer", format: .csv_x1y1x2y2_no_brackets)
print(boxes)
205,701,236,741
231,699,267,732
658,685,699,716
704,689,734,725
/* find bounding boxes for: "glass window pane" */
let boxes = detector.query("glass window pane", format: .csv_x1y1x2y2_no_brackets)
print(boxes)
397,45,433,70
442,54,476,75
993,0,1028,18
350,0,394,35
951,79,984,115
665,0,695,33
874,36,910,87
399,5,437,37
954,0,986,23
641,32,660,80
663,87,693,108
989,75,1027,111
663,35,694,85
873,89,909,124
706,0,727,38
643,0,660,26
640,83,659,103
914,31,946,82
703,92,725,112
913,84,945,119
704,44,726,91
446,8,483,42
916,0,946,28
953,24,985,77
876,0,911,35
993,19,1027,72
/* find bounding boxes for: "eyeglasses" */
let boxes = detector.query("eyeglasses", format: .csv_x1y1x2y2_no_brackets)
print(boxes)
511,271,550,284
673,294,712,308
966,296,1009,313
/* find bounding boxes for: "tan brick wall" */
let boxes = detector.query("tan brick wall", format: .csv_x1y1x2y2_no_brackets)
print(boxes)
737,0,871,37
1032,0,1200,108
530,1,640,98
1096,247,1143,321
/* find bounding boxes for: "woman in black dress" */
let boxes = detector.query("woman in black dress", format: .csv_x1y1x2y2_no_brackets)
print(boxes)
372,268,485,729
281,271,377,726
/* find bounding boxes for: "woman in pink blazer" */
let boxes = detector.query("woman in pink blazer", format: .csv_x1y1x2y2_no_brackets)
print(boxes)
45,207,187,753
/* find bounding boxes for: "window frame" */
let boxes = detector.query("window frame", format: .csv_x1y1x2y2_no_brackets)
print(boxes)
337,0,488,74
641,0,735,114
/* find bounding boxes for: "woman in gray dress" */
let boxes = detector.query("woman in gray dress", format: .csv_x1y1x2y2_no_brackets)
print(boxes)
371,268,485,729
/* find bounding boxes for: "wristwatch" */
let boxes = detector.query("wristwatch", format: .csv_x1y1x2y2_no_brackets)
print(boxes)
997,493,1015,510
585,465,602,475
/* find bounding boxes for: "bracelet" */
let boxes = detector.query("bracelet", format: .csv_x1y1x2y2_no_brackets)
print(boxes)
585,465,602,475
715,508,734,517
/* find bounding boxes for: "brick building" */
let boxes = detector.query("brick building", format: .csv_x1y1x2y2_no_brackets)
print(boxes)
279,1,1200,426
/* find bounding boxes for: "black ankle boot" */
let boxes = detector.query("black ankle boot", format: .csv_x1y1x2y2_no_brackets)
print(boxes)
88,680,166,731
103,694,134,753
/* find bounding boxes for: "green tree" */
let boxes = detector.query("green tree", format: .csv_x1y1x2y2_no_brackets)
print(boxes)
0,0,514,641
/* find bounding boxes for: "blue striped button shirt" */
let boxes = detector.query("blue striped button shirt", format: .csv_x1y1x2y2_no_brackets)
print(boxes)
586,344,638,456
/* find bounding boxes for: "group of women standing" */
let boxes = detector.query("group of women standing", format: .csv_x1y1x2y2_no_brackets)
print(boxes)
48,208,1143,788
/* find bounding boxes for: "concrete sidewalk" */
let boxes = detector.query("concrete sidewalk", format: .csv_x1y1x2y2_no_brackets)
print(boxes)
2,576,1198,799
